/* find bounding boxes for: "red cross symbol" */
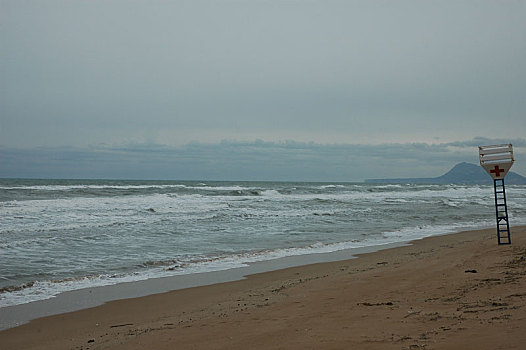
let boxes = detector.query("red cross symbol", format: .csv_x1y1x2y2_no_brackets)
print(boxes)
490,165,504,177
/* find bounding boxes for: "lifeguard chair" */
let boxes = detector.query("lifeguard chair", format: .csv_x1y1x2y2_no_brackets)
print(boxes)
479,144,514,245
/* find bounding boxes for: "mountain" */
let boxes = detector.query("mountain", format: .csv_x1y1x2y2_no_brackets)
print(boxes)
365,162,526,185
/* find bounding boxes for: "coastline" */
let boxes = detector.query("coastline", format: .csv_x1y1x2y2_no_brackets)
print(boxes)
1,225,525,349
0,241,409,331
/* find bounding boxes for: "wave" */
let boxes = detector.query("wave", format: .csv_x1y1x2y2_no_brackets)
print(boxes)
2,181,525,310
0,184,191,191
227,189,262,196
0,219,499,309
260,189,282,197
318,184,346,189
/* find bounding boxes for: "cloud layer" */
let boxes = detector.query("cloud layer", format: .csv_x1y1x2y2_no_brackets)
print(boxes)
2,138,525,181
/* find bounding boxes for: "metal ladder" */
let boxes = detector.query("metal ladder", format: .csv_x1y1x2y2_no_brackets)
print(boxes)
494,179,511,245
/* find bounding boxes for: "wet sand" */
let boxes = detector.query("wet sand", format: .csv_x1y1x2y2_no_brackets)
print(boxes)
1,226,525,349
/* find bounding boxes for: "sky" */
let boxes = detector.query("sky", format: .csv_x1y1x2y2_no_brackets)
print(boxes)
1,0,525,181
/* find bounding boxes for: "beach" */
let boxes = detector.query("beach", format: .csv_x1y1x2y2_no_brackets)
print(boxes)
1,225,525,349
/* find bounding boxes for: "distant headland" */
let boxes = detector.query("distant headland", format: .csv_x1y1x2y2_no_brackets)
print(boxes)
365,162,526,185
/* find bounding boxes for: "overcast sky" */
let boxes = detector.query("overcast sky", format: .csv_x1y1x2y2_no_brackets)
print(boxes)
1,0,525,181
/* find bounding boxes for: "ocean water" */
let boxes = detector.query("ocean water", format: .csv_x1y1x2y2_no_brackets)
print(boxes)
1,179,525,308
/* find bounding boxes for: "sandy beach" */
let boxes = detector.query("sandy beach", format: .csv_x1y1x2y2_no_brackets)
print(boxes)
1,226,525,349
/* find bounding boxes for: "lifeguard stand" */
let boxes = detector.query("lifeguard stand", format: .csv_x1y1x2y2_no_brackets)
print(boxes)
479,144,514,245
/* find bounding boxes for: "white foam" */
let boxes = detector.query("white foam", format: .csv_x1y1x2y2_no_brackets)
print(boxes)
0,184,190,191
0,220,500,308
2,182,525,309
260,189,282,197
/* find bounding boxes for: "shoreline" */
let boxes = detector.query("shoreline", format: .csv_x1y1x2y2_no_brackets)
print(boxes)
1,223,498,329
0,240,410,331
1,225,525,349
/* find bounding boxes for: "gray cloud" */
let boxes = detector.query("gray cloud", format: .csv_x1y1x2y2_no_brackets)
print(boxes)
2,138,525,181
444,138,526,149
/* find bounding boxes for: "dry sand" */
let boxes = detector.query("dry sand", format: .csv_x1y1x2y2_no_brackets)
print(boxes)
1,226,525,350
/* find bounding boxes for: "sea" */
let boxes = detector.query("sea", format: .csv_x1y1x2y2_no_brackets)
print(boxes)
1,179,525,309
